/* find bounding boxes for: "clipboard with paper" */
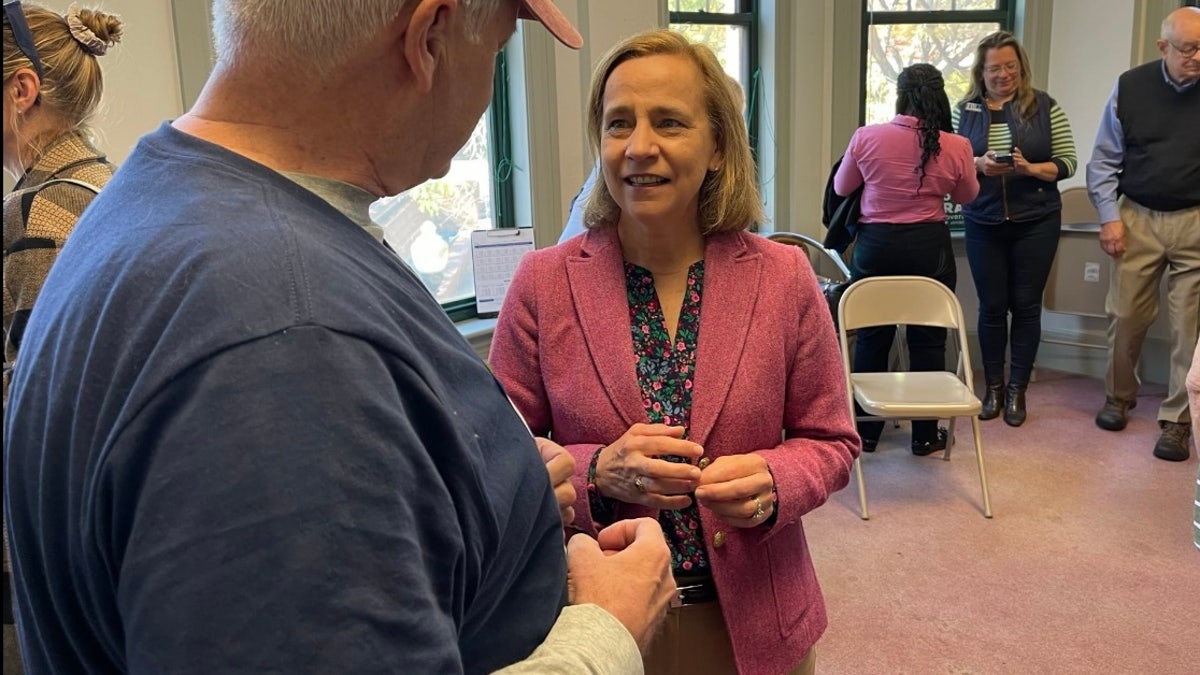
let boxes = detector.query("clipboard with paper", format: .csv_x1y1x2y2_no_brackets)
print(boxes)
470,228,534,317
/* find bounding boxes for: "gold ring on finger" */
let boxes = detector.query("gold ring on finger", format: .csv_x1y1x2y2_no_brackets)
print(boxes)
634,475,646,493
752,495,765,520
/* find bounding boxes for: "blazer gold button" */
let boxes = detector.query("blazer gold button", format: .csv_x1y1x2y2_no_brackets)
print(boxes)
713,531,726,548
698,457,711,469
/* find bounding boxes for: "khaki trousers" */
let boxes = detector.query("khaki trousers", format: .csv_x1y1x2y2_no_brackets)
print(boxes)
1105,198,1200,423
642,600,816,675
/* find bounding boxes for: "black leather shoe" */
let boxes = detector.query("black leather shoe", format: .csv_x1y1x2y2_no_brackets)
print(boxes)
1095,397,1136,431
979,383,1005,420
861,438,878,453
1004,384,1027,427
911,428,949,456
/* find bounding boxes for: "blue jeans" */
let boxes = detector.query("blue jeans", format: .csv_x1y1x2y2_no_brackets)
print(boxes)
964,212,1061,387
850,222,956,444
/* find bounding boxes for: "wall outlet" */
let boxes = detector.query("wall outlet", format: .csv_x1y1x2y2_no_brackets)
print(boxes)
1084,262,1101,283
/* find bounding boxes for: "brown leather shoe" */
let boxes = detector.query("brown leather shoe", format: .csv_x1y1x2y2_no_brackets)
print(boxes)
1152,422,1192,462
1095,397,1136,431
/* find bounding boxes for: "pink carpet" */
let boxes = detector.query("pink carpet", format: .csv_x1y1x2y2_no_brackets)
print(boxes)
804,369,1199,674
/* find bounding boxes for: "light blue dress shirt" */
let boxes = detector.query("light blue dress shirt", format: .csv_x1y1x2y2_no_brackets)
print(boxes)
558,164,599,244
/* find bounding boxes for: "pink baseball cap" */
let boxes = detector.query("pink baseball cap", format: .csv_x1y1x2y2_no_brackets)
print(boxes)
518,0,583,49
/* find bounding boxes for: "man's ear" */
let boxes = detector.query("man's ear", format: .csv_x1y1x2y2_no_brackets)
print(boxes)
8,68,41,113
1156,38,1170,59
402,0,457,94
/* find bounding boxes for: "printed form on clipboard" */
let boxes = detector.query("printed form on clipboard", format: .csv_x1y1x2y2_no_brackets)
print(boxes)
471,228,535,317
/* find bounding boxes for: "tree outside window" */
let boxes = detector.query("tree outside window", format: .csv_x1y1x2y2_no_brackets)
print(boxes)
862,1,1014,125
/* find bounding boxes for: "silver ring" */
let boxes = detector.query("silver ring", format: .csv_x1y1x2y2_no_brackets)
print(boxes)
634,475,646,493
752,495,765,520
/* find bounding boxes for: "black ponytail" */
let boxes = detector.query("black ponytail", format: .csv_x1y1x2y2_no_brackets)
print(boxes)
895,63,952,194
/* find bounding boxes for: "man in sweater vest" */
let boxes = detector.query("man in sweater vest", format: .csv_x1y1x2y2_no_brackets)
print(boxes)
1087,6,1200,462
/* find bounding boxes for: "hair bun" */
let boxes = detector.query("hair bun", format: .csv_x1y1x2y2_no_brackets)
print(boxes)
66,3,123,56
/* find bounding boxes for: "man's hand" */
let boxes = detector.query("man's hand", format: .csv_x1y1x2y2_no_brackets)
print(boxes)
694,454,775,528
1099,220,1127,258
566,518,674,654
594,424,703,510
536,437,576,526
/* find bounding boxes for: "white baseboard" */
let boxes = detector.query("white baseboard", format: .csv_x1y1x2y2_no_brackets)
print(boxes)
965,328,1175,386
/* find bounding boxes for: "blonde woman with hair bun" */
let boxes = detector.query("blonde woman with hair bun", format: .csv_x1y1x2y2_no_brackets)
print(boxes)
3,3,121,673
4,0,124,400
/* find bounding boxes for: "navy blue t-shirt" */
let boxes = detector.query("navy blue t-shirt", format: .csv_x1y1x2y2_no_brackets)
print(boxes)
3,123,567,674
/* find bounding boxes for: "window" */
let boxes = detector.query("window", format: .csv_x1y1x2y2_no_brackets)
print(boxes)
861,0,1015,125
369,54,514,321
669,0,760,156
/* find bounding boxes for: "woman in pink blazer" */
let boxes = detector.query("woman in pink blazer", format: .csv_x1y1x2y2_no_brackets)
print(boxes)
490,30,859,675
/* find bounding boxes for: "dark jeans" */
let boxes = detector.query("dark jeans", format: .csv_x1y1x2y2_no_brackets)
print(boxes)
964,212,1061,387
850,222,957,444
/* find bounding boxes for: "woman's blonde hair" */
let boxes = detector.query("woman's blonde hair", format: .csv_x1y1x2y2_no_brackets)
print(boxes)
3,2,122,134
583,29,763,234
961,30,1039,122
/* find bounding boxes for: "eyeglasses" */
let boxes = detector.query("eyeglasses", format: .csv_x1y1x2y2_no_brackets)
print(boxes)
1167,40,1199,59
983,61,1021,76
3,0,45,82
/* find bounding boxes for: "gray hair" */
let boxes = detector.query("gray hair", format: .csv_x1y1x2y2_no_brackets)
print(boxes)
212,0,503,76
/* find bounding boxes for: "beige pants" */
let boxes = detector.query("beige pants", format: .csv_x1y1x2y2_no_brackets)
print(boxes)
1105,198,1200,423
643,600,816,675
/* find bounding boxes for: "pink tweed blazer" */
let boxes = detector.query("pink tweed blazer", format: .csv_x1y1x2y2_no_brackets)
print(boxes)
489,227,860,675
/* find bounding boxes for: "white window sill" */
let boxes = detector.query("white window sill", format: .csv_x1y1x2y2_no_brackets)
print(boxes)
457,317,497,359
456,317,497,340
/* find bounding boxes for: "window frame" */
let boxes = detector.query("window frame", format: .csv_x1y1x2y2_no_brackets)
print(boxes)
668,0,761,159
442,52,515,322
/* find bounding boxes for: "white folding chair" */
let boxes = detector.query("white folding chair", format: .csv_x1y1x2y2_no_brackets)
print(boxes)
837,275,994,519
764,231,852,280
766,232,907,423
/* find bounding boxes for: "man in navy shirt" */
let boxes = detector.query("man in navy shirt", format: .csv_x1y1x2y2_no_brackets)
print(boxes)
3,1,674,672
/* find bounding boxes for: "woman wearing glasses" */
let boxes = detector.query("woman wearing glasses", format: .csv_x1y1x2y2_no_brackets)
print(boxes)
953,31,1077,428
3,2,122,671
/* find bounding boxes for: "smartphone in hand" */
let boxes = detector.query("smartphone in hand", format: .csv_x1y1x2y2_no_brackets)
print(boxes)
992,151,1014,165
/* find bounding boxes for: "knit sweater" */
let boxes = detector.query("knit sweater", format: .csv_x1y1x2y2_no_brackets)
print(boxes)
3,130,114,406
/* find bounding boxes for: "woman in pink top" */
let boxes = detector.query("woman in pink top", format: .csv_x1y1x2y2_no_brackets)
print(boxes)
834,63,980,455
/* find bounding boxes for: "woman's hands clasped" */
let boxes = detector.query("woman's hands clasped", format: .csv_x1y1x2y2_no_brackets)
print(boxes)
594,423,703,509
595,424,776,528
695,454,776,529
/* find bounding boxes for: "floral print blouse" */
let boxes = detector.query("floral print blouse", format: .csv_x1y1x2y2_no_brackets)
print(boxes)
588,259,709,574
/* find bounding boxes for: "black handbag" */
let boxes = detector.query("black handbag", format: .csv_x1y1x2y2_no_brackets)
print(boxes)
817,276,850,328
